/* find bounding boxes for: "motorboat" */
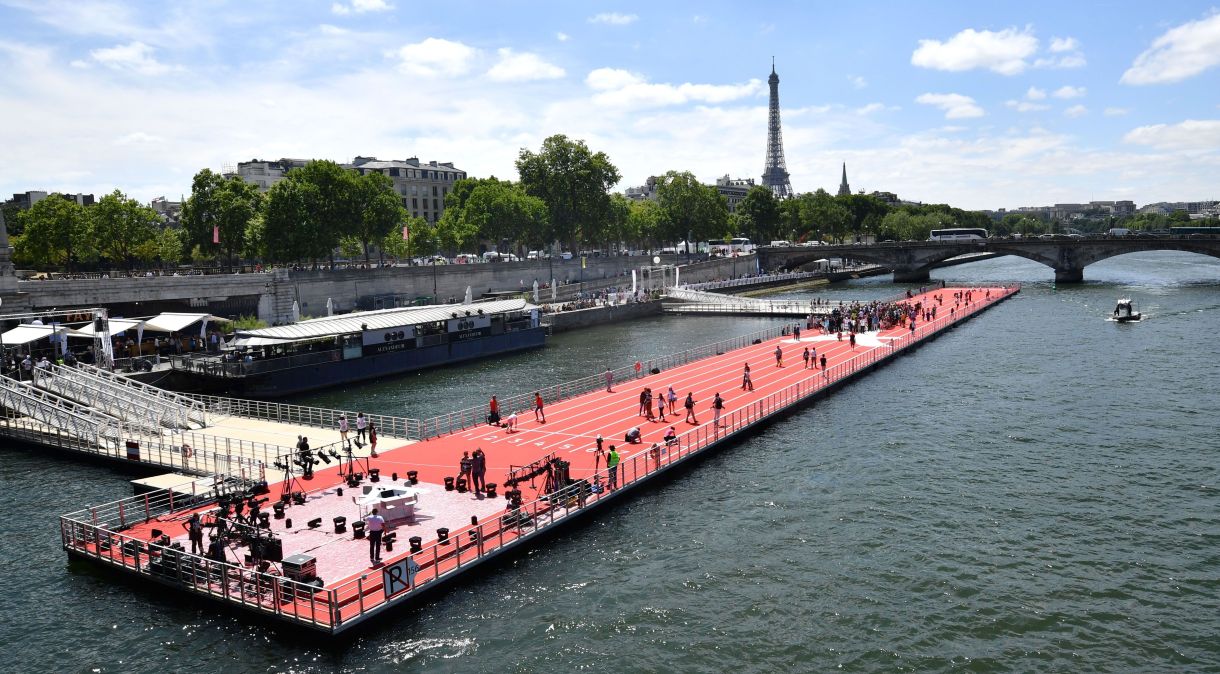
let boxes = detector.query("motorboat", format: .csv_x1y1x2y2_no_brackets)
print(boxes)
1113,299,1141,322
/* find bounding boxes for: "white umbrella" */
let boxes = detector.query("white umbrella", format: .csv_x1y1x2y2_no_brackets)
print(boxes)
326,297,334,316
631,269,637,294
291,300,300,323
532,280,539,303
551,278,557,300
464,286,472,305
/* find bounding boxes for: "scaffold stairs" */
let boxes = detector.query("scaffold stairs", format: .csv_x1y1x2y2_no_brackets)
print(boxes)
69,363,207,429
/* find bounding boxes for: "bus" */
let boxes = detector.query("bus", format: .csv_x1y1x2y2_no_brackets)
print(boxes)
1169,226,1220,236
707,237,756,255
928,228,988,241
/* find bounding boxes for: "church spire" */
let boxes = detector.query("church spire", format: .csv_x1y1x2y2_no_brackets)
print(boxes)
837,162,850,197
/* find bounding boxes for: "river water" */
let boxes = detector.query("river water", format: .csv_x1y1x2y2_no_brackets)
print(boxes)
2,251,1217,672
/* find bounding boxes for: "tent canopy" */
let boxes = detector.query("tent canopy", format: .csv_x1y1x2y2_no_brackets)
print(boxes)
2,324,67,346
143,312,227,333
70,318,144,337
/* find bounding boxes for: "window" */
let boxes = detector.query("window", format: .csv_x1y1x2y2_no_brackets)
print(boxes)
390,168,400,177
432,186,438,197
412,198,418,209
433,198,439,210
402,198,409,207
442,187,447,196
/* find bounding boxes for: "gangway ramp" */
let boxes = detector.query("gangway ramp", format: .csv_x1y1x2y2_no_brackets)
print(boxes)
37,363,185,434
73,363,206,428
1,375,130,445
664,287,829,317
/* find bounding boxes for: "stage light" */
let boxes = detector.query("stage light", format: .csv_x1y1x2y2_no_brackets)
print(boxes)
369,468,380,483
444,477,455,491
316,451,331,465
285,518,292,529
352,521,366,539
329,450,341,459
407,471,418,485
307,518,322,529
333,516,347,534
336,487,343,497
391,472,398,482
273,502,286,518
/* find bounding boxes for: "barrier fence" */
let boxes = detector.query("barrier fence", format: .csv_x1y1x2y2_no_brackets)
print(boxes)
59,285,1018,633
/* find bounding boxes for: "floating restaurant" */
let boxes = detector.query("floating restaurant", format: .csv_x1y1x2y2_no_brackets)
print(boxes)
169,298,546,397
57,286,1018,635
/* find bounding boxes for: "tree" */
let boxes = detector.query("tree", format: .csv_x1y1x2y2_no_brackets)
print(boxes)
801,189,850,243
736,186,781,243
157,227,186,267
181,170,260,269
15,195,91,269
627,199,664,247
838,193,890,241
461,180,549,253
654,170,730,246
352,171,406,263
91,189,159,270
516,134,621,249
259,160,359,266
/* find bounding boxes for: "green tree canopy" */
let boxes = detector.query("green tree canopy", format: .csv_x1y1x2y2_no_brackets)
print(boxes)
352,171,406,263
461,180,549,252
654,170,730,244
15,195,91,269
181,170,261,269
91,189,159,269
626,198,664,247
736,186,781,243
516,134,621,249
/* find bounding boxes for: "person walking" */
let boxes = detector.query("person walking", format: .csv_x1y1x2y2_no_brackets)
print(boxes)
809,346,817,369
638,388,649,416
606,445,620,490
849,332,856,350
534,391,546,423
368,422,378,457
793,324,801,342
741,363,754,391
338,414,349,444
356,412,367,442
643,388,655,421
667,386,678,412
802,347,810,369
656,389,668,421
712,393,725,427
364,508,386,565
684,392,698,424
820,353,827,371
605,368,614,392
774,345,784,368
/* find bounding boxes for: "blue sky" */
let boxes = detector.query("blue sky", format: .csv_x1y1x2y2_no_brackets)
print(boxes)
1,1,1218,210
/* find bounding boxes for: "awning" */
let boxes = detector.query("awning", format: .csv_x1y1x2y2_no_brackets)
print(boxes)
2,324,68,346
143,313,228,333
229,336,296,347
70,318,145,337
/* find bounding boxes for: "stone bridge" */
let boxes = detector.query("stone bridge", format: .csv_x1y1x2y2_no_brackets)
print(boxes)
759,236,1220,283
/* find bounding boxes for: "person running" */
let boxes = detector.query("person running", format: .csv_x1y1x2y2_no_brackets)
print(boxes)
741,362,754,391
684,392,698,424
534,392,546,423
774,345,784,368
712,393,725,427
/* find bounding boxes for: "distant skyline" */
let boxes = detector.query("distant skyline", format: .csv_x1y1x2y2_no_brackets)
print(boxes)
1,1,1219,210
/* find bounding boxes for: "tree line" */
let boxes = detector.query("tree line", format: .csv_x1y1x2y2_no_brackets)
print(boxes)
11,133,1007,271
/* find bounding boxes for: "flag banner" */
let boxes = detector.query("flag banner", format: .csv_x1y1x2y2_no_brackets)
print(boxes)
212,225,220,244
402,225,409,241
581,256,587,269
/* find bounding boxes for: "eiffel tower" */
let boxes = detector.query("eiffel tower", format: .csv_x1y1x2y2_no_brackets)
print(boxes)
761,58,794,199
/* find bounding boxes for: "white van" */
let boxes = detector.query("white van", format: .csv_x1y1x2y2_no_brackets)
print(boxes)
1108,228,1131,237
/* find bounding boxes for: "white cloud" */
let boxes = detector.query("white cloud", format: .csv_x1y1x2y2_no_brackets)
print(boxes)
556,32,570,42
1121,13,1220,85
1006,100,1050,113
331,0,392,14
849,75,867,89
911,27,1038,75
1053,85,1086,99
856,103,885,115
1049,36,1079,52
486,49,564,82
1124,119,1220,150
1104,107,1130,116
588,13,638,26
394,38,478,77
916,93,984,119
89,41,174,75
1026,86,1046,100
1063,104,1088,118
114,131,164,145
585,68,762,109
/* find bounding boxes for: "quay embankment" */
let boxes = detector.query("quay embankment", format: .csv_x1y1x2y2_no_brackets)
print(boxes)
59,284,1018,635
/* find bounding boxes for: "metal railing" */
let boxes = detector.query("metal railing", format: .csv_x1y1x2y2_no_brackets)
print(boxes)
170,350,344,379
184,393,418,442
681,270,824,291
75,363,207,427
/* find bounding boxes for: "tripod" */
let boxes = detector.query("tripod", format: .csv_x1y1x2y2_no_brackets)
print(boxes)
339,441,370,481
274,451,310,503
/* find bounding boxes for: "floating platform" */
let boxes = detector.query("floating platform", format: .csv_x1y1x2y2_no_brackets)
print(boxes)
60,285,1019,635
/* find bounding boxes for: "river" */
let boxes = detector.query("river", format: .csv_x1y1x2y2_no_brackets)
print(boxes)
1,251,1217,672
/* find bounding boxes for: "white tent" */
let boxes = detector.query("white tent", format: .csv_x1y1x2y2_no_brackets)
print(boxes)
143,312,228,336
2,324,67,346
70,318,144,337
